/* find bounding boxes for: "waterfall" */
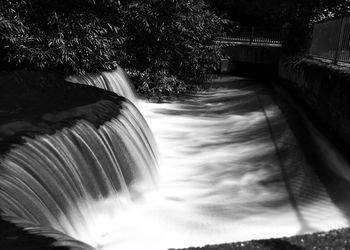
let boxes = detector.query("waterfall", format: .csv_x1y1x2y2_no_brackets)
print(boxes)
66,66,137,103
0,73,158,248
2,70,349,250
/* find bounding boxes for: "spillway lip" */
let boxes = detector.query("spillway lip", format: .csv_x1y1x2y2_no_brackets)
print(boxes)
0,70,127,156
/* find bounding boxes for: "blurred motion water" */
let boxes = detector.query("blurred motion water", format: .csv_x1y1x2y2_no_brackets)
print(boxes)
77,76,348,250
1,73,349,250
67,66,136,103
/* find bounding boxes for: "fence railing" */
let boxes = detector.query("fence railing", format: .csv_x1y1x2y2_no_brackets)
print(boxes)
218,27,283,46
310,16,350,64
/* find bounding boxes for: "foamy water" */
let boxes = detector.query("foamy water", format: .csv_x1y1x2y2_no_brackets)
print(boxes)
2,73,349,250
68,77,348,250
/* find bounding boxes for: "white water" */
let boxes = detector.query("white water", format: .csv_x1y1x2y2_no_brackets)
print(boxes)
78,77,347,250
0,99,158,249
1,71,349,250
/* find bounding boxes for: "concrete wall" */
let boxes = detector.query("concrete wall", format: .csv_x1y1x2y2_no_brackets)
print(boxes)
278,57,350,146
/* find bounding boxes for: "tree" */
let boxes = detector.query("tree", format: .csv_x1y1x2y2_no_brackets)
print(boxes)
0,0,225,96
117,0,225,96
0,0,125,73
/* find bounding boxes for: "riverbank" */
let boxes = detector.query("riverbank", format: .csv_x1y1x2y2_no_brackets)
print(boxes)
176,228,350,250
278,57,350,154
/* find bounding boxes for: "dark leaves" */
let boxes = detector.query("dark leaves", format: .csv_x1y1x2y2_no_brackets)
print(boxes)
0,0,226,96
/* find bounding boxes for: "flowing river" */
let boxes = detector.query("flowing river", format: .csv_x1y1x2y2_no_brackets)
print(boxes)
1,72,349,250
73,75,349,250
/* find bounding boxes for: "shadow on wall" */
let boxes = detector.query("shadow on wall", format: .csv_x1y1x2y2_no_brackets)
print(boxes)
278,57,350,150
273,83,350,226
278,57,350,221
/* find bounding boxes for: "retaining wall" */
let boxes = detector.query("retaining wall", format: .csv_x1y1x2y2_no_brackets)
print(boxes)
278,57,350,146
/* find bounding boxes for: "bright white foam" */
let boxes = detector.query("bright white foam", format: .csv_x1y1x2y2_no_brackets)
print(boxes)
2,73,348,250
65,84,348,250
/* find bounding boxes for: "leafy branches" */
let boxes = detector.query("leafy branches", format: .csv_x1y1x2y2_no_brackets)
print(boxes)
0,0,123,73
120,0,225,95
0,0,225,96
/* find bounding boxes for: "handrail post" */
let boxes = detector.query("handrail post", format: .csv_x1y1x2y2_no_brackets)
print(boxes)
334,17,346,64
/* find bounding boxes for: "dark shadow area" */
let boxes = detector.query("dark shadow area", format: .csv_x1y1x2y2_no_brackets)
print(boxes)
272,82,350,223
223,62,279,80
0,71,124,155
256,239,305,250
0,217,69,250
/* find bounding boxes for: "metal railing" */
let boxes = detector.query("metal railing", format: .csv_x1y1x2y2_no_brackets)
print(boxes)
218,27,283,46
310,16,350,64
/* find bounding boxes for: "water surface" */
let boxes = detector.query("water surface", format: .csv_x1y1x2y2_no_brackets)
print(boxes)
88,76,348,250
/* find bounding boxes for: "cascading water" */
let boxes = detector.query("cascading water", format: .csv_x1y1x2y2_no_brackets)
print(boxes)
67,66,136,103
0,94,158,248
1,70,350,250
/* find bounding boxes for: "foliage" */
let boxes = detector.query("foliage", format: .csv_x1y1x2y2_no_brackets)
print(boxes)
119,0,225,95
129,69,187,98
0,0,225,95
0,0,124,74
